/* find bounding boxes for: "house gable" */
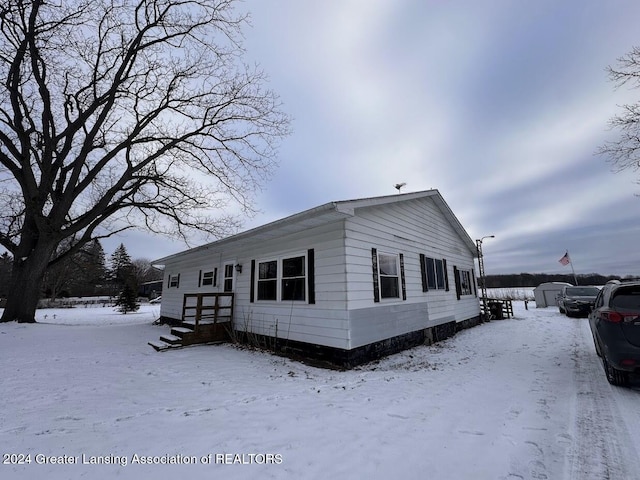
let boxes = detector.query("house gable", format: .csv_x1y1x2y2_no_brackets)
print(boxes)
342,195,479,348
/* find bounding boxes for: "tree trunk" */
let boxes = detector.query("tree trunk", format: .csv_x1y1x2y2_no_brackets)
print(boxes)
0,243,56,323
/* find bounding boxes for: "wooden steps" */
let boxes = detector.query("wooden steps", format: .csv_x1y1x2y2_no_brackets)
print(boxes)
171,327,193,335
159,334,182,345
149,292,234,351
148,340,177,351
149,320,232,351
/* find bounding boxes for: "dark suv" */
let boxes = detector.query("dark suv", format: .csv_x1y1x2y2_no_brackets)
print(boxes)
557,285,600,317
589,280,640,386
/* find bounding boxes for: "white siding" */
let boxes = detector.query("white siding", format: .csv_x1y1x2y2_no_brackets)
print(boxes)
158,194,479,352
160,221,351,349
344,197,479,348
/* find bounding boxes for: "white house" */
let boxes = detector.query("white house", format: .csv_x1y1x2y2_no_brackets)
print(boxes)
152,190,481,367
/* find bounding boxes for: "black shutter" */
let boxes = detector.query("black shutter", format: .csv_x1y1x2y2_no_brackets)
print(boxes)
176,273,180,289
198,270,202,287
472,268,477,296
419,254,428,292
214,267,218,287
443,259,449,291
399,253,406,300
453,266,461,300
371,248,380,303
250,260,255,303
167,274,171,288
308,249,315,304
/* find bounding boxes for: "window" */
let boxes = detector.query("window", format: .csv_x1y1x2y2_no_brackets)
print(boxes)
378,252,400,299
224,264,234,292
594,290,604,309
201,269,215,287
169,274,180,288
424,257,446,290
458,269,473,296
254,254,308,302
257,260,277,301
612,286,640,309
282,256,305,301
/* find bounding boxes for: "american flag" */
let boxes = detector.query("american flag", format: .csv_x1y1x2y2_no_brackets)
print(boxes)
558,252,571,266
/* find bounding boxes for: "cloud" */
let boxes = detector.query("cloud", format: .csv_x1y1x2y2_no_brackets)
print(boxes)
127,1,640,277
19,0,640,277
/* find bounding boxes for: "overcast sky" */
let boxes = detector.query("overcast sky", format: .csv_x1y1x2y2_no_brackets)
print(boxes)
104,1,640,276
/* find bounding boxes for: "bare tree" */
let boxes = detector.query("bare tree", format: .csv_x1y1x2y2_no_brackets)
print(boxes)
599,46,640,174
0,0,290,322
42,237,78,301
131,257,161,283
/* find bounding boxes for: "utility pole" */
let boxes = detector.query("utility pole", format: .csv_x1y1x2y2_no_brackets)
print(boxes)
476,235,494,320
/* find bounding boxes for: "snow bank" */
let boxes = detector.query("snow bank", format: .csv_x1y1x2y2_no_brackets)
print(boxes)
0,304,160,326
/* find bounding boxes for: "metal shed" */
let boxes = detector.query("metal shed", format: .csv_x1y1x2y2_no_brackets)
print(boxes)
533,282,573,308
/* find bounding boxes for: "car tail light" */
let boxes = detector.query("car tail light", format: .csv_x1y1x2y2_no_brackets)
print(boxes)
601,311,623,323
620,359,637,366
600,311,640,323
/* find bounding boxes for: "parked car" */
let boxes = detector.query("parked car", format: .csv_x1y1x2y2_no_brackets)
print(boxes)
589,280,640,386
557,285,600,317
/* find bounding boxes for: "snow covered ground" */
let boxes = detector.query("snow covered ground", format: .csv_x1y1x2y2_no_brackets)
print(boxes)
1,302,639,480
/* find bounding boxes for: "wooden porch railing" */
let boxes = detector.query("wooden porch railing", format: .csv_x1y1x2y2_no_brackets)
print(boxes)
181,293,234,331
480,298,513,320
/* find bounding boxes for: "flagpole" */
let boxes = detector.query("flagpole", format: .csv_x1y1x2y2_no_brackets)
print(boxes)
559,250,578,285
567,250,578,285
570,262,578,285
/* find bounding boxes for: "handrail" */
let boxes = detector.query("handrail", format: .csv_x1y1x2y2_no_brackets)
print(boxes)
479,297,513,320
181,293,234,332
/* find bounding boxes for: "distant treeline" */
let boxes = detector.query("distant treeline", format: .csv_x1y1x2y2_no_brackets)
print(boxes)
483,273,634,288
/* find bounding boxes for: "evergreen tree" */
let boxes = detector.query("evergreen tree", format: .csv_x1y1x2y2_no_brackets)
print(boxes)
78,240,107,295
115,283,139,314
42,238,108,298
110,244,134,290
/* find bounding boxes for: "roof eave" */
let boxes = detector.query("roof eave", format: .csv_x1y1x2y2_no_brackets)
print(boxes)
152,201,349,265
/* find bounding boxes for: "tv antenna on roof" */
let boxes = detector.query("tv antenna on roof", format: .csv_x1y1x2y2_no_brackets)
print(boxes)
394,182,406,193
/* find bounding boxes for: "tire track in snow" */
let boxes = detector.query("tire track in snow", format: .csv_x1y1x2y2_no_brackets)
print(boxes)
567,319,640,480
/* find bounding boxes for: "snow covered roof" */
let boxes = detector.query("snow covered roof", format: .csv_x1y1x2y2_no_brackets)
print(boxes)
152,189,477,265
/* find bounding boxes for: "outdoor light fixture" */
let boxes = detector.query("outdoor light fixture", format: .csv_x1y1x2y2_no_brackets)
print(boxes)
235,264,242,273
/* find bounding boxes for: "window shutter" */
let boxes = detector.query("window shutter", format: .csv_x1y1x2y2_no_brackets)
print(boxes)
419,254,428,292
443,259,449,291
453,266,461,300
176,273,180,289
198,270,202,287
250,260,255,303
472,268,477,296
399,253,406,300
167,274,171,288
371,248,380,303
307,249,315,305
214,267,218,287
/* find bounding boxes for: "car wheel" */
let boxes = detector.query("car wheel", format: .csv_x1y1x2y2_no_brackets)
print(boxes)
603,356,629,386
559,307,566,314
